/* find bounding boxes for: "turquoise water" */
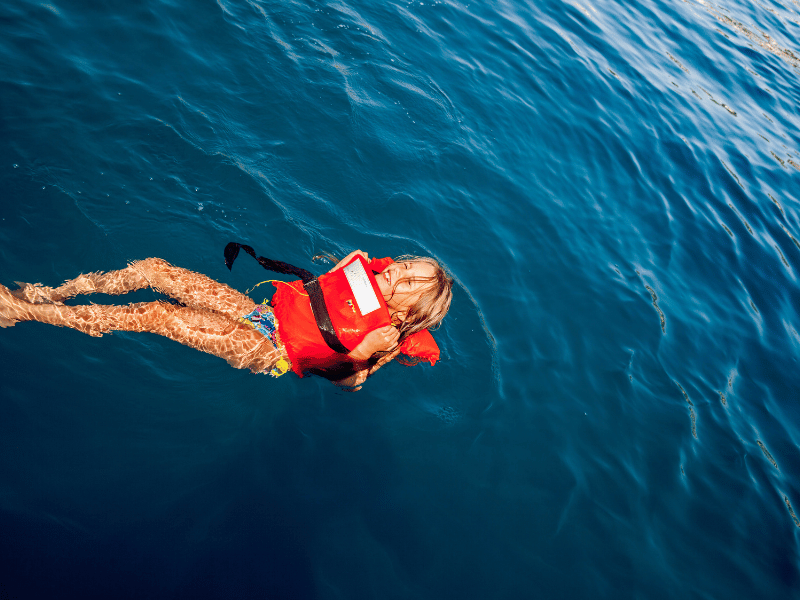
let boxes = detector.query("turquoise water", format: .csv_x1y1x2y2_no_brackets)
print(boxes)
2,0,799,597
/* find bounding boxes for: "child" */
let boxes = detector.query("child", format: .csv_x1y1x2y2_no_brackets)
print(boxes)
0,250,452,390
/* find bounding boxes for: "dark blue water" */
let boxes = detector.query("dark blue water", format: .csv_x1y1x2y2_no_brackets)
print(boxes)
2,0,799,597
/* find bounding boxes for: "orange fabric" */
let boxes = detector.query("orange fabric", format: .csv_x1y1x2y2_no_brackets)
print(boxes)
271,256,439,376
271,256,390,376
397,328,439,366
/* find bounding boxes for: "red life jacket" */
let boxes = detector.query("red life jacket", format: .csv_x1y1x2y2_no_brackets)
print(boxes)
271,255,439,377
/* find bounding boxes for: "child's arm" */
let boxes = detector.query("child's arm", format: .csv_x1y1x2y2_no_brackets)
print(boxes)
333,325,400,391
333,347,402,391
347,325,399,362
327,250,369,273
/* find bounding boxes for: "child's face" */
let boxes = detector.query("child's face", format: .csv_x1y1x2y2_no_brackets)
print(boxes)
377,260,436,315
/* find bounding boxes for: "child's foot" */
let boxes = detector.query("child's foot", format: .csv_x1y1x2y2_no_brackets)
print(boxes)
13,273,99,304
10,282,61,305
0,283,26,327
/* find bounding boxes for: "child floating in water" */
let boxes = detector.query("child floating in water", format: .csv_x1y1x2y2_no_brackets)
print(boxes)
0,249,452,390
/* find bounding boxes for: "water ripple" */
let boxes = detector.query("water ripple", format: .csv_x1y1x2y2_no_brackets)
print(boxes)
2,0,800,597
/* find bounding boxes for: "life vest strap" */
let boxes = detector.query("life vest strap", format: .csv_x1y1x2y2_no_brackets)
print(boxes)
225,242,351,356
224,242,314,282
303,279,350,355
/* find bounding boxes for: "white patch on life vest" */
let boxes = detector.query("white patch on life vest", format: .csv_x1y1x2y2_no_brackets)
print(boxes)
343,260,380,315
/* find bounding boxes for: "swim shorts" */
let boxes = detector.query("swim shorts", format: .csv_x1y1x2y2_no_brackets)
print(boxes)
239,301,290,377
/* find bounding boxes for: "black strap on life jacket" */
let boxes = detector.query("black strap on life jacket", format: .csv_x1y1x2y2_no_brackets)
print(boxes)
224,242,350,355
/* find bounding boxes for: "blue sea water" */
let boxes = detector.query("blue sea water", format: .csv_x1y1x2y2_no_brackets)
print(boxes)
1,0,799,597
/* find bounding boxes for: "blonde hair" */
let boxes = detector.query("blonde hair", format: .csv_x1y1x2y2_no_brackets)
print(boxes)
389,255,453,345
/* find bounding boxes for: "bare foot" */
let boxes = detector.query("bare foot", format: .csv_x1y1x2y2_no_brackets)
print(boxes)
10,282,62,305
0,283,23,327
12,273,103,304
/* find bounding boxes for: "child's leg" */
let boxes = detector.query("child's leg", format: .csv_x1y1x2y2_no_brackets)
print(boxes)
14,258,257,320
129,258,258,319
14,266,150,304
0,285,280,373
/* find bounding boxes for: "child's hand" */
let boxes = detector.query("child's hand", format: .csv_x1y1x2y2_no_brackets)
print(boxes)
328,250,369,273
333,369,369,392
348,325,399,361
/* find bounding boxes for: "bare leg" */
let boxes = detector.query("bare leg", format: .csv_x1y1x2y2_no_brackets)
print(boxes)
14,258,257,320
0,284,282,373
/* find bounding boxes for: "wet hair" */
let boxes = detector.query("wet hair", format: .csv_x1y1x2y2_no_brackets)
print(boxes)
388,255,453,345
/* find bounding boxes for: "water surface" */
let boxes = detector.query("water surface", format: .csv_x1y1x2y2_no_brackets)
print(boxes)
1,0,799,597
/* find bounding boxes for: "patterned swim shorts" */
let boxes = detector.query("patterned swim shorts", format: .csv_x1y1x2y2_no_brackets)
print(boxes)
239,301,291,377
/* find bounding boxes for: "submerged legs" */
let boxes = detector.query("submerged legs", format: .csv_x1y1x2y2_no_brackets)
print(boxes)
1,259,283,374
14,258,257,319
